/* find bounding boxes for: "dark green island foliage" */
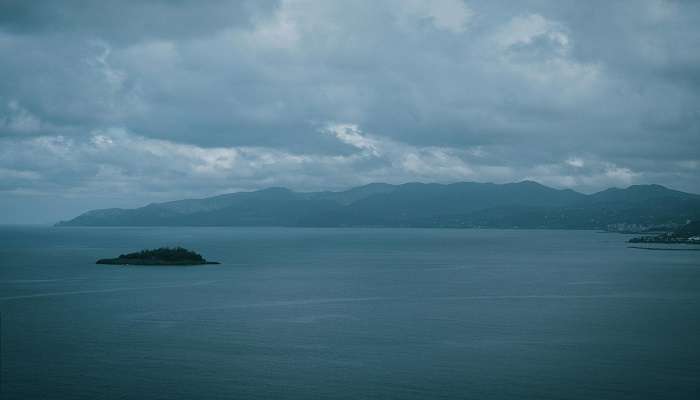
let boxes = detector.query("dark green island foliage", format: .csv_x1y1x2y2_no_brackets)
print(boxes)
97,247,220,265
628,221,700,244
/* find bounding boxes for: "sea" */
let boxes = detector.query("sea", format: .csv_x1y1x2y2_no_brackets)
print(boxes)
1,226,699,399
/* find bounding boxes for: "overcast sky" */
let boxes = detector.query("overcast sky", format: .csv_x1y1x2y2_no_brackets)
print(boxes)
1,0,699,223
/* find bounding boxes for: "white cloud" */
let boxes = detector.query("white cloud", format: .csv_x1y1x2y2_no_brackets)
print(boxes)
0,125,506,197
397,0,474,33
92,41,126,89
84,40,147,120
1,101,42,134
324,123,381,156
2,122,657,202
524,158,642,192
239,0,301,50
566,157,585,168
603,164,636,184
488,13,604,103
494,13,569,52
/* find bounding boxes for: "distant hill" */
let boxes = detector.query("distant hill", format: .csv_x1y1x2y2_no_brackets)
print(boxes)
56,181,700,229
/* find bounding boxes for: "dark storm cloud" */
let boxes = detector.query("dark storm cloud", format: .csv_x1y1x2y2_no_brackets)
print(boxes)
0,0,699,223
0,0,278,43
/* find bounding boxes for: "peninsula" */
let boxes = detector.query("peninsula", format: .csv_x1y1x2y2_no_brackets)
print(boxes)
628,221,700,245
96,247,220,265
56,181,700,230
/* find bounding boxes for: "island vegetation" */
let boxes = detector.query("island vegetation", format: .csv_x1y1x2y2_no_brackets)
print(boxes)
96,247,219,265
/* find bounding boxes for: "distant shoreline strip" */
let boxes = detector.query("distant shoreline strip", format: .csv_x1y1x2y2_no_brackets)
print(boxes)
628,246,700,251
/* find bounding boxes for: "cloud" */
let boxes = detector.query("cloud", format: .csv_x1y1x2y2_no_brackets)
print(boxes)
1,100,42,134
0,126,477,196
0,124,667,203
396,0,474,33
565,157,584,168
0,0,699,222
526,159,640,192
324,123,381,156
494,13,569,51
0,0,277,43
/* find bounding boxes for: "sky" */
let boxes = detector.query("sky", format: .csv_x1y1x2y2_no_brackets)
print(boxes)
1,0,699,223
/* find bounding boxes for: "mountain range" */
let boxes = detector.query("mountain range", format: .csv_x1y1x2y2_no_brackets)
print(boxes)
56,181,700,230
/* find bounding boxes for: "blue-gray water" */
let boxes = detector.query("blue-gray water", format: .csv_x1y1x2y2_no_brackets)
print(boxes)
1,227,699,399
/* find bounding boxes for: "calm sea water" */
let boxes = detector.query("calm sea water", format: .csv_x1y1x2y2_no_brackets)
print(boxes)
1,226,699,399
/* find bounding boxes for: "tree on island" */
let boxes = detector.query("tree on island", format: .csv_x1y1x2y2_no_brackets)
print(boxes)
118,247,205,262
97,247,218,265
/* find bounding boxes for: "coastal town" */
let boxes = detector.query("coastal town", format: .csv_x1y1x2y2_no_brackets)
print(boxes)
628,221,700,244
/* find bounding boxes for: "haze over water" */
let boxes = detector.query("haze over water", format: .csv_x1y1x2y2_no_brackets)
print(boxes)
1,226,699,399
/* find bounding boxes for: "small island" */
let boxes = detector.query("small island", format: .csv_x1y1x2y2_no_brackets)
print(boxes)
97,247,220,266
